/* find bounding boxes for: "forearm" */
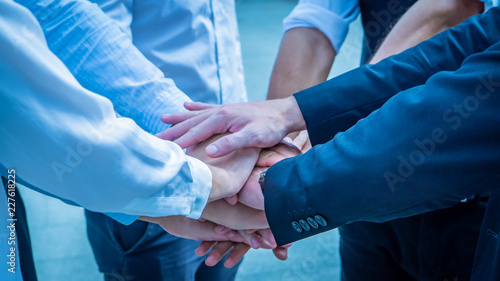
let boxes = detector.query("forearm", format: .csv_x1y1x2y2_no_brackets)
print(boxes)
18,0,191,135
295,7,500,146
265,40,500,245
371,0,483,63
0,2,211,220
267,27,335,100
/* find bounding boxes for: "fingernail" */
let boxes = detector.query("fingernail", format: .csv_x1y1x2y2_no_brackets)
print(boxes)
224,258,233,268
206,145,219,156
206,256,215,265
267,233,277,247
263,239,274,248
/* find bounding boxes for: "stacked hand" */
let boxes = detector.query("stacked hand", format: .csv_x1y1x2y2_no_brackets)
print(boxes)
149,99,307,267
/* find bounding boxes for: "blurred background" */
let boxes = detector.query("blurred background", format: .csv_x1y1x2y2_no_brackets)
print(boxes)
18,0,363,280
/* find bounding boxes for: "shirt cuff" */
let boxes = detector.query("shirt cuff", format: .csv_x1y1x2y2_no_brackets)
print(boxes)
120,156,212,219
184,157,213,219
143,87,193,135
283,2,359,52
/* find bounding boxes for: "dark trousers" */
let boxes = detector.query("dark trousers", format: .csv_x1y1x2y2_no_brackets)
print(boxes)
85,210,241,281
339,198,487,281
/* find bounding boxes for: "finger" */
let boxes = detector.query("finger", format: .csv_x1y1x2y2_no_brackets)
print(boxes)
302,138,312,153
244,229,258,234
257,229,277,249
214,225,231,234
256,150,287,167
206,131,252,157
202,200,269,230
272,247,289,261
223,194,238,205
272,142,302,157
205,242,234,267
157,113,209,141
292,130,309,150
196,241,216,256
160,110,203,125
174,117,226,149
184,102,220,111
235,230,257,249
213,225,245,243
224,243,251,268
224,230,245,243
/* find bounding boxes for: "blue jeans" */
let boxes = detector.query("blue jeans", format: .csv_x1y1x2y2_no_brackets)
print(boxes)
85,210,241,281
339,197,488,281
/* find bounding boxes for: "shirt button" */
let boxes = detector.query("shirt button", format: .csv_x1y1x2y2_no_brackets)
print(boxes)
291,221,303,233
315,215,328,227
299,219,311,231
307,217,319,229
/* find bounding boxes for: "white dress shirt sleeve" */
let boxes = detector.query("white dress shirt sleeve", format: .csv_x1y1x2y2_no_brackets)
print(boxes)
0,1,211,221
283,0,360,52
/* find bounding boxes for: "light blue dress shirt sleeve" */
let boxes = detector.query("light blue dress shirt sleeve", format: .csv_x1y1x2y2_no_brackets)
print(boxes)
0,1,212,222
283,0,360,52
16,0,192,136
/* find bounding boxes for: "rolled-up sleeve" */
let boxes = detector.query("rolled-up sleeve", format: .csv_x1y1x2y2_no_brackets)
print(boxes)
283,0,360,51
0,1,211,223
17,0,192,136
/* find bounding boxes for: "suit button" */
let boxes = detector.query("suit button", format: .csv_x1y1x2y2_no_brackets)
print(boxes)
314,215,327,226
307,217,319,229
299,219,310,231
291,221,303,233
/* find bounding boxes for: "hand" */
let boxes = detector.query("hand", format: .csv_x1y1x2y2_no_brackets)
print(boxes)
225,141,304,210
286,130,312,153
256,140,303,167
186,134,260,201
201,200,269,230
139,215,250,243
232,167,266,210
196,239,291,268
158,96,306,157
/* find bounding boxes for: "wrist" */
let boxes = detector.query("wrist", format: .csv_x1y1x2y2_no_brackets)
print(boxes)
280,96,306,133
207,165,228,202
207,165,219,201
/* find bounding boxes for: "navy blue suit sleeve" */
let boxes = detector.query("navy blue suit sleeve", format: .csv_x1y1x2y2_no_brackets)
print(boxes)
295,7,500,146
264,28,500,246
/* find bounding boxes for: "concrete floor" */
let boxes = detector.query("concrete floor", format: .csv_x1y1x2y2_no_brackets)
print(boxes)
19,0,363,280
